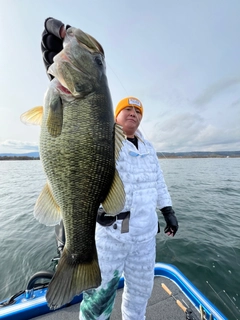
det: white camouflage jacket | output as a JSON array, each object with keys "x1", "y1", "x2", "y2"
[{"x1": 97, "y1": 129, "x2": 172, "y2": 243}]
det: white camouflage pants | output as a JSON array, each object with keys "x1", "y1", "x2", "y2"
[{"x1": 79, "y1": 226, "x2": 156, "y2": 320}]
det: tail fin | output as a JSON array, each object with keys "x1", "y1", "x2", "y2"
[{"x1": 46, "y1": 247, "x2": 101, "y2": 310}]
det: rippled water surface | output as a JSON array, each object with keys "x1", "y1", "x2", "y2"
[{"x1": 0, "y1": 158, "x2": 239, "y2": 319}]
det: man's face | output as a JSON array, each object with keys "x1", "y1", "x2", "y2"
[{"x1": 115, "y1": 106, "x2": 142, "y2": 135}]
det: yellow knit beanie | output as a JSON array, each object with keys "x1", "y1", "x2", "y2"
[{"x1": 114, "y1": 97, "x2": 144, "y2": 118}]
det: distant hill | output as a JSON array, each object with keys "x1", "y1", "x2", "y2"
[
  {"x1": 157, "y1": 151, "x2": 240, "y2": 158},
  {"x1": 0, "y1": 151, "x2": 240, "y2": 160},
  {"x1": 0, "y1": 152, "x2": 40, "y2": 160}
]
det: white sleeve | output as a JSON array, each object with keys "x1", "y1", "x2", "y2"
[{"x1": 156, "y1": 162, "x2": 172, "y2": 209}]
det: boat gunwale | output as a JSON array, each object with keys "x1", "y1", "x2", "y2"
[
  {"x1": 0, "y1": 263, "x2": 227, "y2": 320},
  {"x1": 154, "y1": 262, "x2": 227, "y2": 320}
]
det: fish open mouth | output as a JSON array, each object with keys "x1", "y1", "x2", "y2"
[{"x1": 57, "y1": 83, "x2": 72, "y2": 95}]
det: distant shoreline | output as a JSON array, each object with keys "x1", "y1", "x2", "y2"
[
  {"x1": 0, "y1": 156, "x2": 40, "y2": 161},
  {"x1": 0, "y1": 151, "x2": 240, "y2": 160},
  {"x1": 0, "y1": 155, "x2": 239, "y2": 161},
  {"x1": 158, "y1": 155, "x2": 240, "y2": 159},
  {"x1": 157, "y1": 151, "x2": 240, "y2": 159}
]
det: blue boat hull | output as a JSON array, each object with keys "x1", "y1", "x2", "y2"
[{"x1": 0, "y1": 263, "x2": 227, "y2": 320}]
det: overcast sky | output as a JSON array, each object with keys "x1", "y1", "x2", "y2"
[{"x1": 0, "y1": 0, "x2": 240, "y2": 154}]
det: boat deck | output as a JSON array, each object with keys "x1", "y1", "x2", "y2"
[{"x1": 32, "y1": 276, "x2": 200, "y2": 320}]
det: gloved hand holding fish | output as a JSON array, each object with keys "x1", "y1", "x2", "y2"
[{"x1": 21, "y1": 26, "x2": 125, "y2": 310}]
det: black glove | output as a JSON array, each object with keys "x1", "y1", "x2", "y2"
[
  {"x1": 161, "y1": 206, "x2": 178, "y2": 237},
  {"x1": 41, "y1": 17, "x2": 71, "y2": 80}
]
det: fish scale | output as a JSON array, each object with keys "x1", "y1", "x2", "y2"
[{"x1": 41, "y1": 91, "x2": 114, "y2": 307}]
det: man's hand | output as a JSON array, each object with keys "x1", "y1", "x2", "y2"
[
  {"x1": 161, "y1": 206, "x2": 178, "y2": 237},
  {"x1": 41, "y1": 17, "x2": 70, "y2": 80}
]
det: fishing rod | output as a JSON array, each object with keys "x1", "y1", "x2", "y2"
[
  {"x1": 161, "y1": 282, "x2": 208, "y2": 320},
  {"x1": 206, "y1": 280, "x2": 240, "y2": 320}
]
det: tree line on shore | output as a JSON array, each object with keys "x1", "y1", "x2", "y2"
[
  {"x1": 0, "y1": 156, "x2": 40, "y2": 161},
  {"x1": 0, "y1": 151, "x2": 239, "y2": 160},
  {"x1": 157, "y1": 151, "x2": 240, "y2": 158}
]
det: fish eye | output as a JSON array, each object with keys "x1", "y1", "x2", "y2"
[{"x1": 95, "y1": 57, "x2": 103, "y2": 65}]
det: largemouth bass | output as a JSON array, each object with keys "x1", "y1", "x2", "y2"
[{"x1": 21, "y1": 27, "x2": 125, "y2": 310}]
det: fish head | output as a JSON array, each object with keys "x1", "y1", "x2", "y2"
[{"x1": 48, "y1": 27, "x2": 106, "y2": 97}]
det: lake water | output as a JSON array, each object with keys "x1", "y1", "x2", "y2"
[{"x1": 0, "y1": 158, "x2": 239, "y2": 319}]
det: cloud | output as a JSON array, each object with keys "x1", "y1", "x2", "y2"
[
  {"x1": 148, "y1": 113, "x2": 240, "y2": 152},
  {"x1": 230, "y1": 98, "x2": 240, "y2": 108},
  {"x1": 194, "y1": 77, "x2": 240, "y2": 107},
  {"x1": 0, "y1": 140, "x2": 39, "y2": 152}
]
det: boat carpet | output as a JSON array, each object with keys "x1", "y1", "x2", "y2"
[{"x1": 32, "y1": 276, "x2": 199, "y2": 320}]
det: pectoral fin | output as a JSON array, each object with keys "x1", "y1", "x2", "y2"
[
  {"x1": 102, "y1": 124, "x2": 126, "y2": 215},
  {"x1": 47, "y1": 94, "x2": 63, "y2": 137},
  {"x1": 20, "y1": 106, "x2": 43, "y2": 126},
  {"x1": 34, "y1": 183, "x2": 62, "y2": 226}
]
